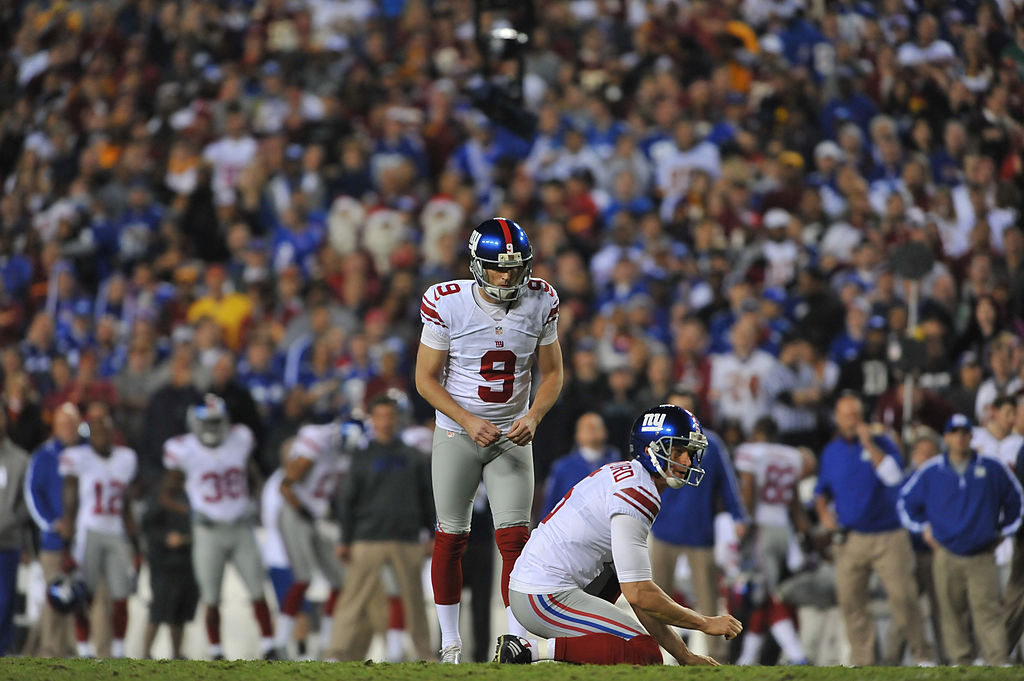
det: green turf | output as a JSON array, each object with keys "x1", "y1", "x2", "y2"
[{"x1": 2, "y1": 659, "x2": 1023, "y2": 681}]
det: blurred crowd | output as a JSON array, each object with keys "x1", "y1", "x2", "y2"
[{"x1": 2, "y1": 0, "x2": 1024, "y2": 666}]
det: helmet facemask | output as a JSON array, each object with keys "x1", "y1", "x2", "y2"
[
  {"x1": 470, "y1": 256, "x2": 532, "y2": 302},
  {"x1": 646, "y1": 432, "x2": 707, "y2": 488},
  {"x1": 188, "y1": 397, "x2": 230, "y2": 448}
]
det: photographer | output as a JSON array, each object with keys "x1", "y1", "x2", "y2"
[{"x1": 814, "y1": 393, "x2": 932, "y2": 666}]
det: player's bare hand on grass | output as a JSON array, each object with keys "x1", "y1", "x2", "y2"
[
  {"x1": 463, "y1": 415, "x2": 502, "y2": 447},
  {"x1": 505, "y1": 416, "x2": 538, "y2": 445},
  {"x1": 703, "y1": 614, "x2": 743, "y2": 640},
  {"x1": 683, "y1": 652, "x2": 720, "y2": 666}
]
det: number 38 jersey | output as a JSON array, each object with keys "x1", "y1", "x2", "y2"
[
  {"x1": 419, "y1": 278, "x2": 559, "y2": 433},
  {"x1": 59, "y1": 445, "x2": 138, "y2": 537},
  {"x1": 163, "y1": 425, "x2": 254, "y2": 523},
  {"x1": 734, "y1": 442, "x2": 803, "y2": 528}
]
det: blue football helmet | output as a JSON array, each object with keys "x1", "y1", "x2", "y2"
[
  {"x1": 47, "y1": 574, "x2": 89, "y2": 614},
  {"x1": 187, "y1": 394, "x2": 230, "y2": 447},
  {"x1": 469, "y1": 217, "x2": 533, "y2": 301},
  {"x1": 629, "y1": 405, "x2": 708, "y2": 488}
]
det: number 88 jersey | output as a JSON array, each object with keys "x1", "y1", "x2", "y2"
[{"x1": 420, "y1": 277, "x2": 559, "y2": 433}]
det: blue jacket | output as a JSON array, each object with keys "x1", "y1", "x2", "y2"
[
  {"x1": 651, "y1": 431, "x2": 747, "y2": 547},
  {"x1": 815, "y1": 434, "x2": 905, "y2": 533},
  {"x1": 25, "y1": 439, "x2": 68, "y2": 552},
  {"x1": 899, "y1": 452, "x2": 1024, "y2": 556},
  {"x1": 541, "y1": 447, "x2": 620, "y2": 518}
]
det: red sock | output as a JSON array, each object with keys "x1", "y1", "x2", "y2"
[
  {"x1": 431, "y1": 531, "x2": 469, "y2": 605},
  {"x1": 554, "y1": 633, "x2": 662, "y2": 665},
  {"x1": 748, "y1": 605, "x2": 768, "y2": 634},
  {"x1": 388, "y1": 596, "x2": 405, "y2": 630},
  {"x1": 324, "y1": 588, "x2": 340, "y2": 617},
  {"x1": 768, "y1": 597, "x2": 795, "y2": 626},
  {"x1": 281, "y1": 582, "x2": 309, "y2": 617},
  {"x1": 74, "y1": 611, "x2": 90, "y2": 643},
  {"x1": 495, "y1": 526, "x2": 529, "y2": 608},
  {"x1": 112, "y1": 599, "x2": 128, "y2": 639},
  {"x1": 206, "y1": 605, "x2": 221, "y2": 645},
  {"x1": 252, "y1": 599, "x2": 274, "y2": 637}
]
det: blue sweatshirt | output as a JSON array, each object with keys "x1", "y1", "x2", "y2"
[
  {"x1": 898, "y1": 451, "x2": 1024, "y2": 556},
  {"x1": 24, "y1": 439, "x2": 68, "y2": 552},
  {"x1": 815, "y1": 434, "x2": 904, "y2": 533},
  {"x1": 651, "y1": 431, "x2": 747, "y2": 547},
  {"x1": 541, "y1": 447, "x2": 620, "y2": 518}
]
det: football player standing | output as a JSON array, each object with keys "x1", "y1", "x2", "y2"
[
  {"x1": 58, "y1": 403, "x2": 139, "y2": 659},
  {"x1": 160, "y1": 394, "x2": 276, "y2": 659},
  {"x1": 415, "y1": 218, "x2": 563, "y2": 663}
]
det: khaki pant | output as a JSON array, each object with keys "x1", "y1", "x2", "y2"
[
  {"x1": 1005, "y1": 535, "x2": 1024, "y2": 654},
  {"x1": 933, "y1": 546, "x2": 1006, "y2": 665},
  {"x1": 28, "y1": 551, "x2": 75, "y2": 657},
  {"x1": 834, "y1": 529, "x2": 930, "y2": 665},
  {"x1": 326, "y1": 541, "x2": 432, "y2": 661},
  {"x1": 649, "y1": 538, "x2": 725, "y2": 660}
]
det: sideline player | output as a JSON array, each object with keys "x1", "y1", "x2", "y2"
[
  {"x1": 160, "y1": 394, "x2": 276, "y2": 659},
  {"x1": 495, "y1": 404, "x2": 742, "y2": 665},
  {"x1": 415, "y1": 218, "x2": 563, "y2": 663},
  {"x1": 58, "y1": 403, "x2": 139, "y2": 659},
  {"x1": 275, "y1": 417, "x2": 354, "y2": 654},
  {"x1": 733, "y1": 416, "x2": 814, "y2": 665}
]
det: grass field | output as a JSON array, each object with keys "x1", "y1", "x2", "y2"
[{"x1": 3, "y1": 659, "x2": 1023, "y2": 681}]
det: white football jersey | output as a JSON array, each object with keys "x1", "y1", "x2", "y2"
[
  {"x1": 419, "y1": 278, "x2": 559, "y2": 433},
  {"x1": 510, "y1": 459, "x2": 660, "y2": 593},
  {"x1": 710, "y1": 350, "x2": 778, "y2": 435},
  {"x1": 163, "y1": 425, "x2": 254, "y2": 523},
  {"x1": 59, "y1": 445, "x2": 137, "y2": 537},
  {"x1": 288, "y1": 423, "x2": 350, "y2": 519},
  {"x1": 971, "y1": 427, "x2": 1023, "y2": 471},
  {"x1": 734, "y1": 442, "x2": 804, "y2": 528},
  {"x1": 202, "y1": 136, "x2": 258, "y2": 205}
]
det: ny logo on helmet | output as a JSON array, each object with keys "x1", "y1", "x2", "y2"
[{"x1": 641, "y1": 412, "x2": 666, "y2": 431}]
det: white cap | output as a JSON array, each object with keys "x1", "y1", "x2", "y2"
[
  {"x1": 763, "y1": 208, "x2": 791, "y2": 230},
  {"x1": 815, "y1": 140, "x2": 845, "y2": 162}
]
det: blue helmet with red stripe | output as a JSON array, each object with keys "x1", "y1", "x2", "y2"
[
  {"x1": 629, "y1": 404, "x2": 707, "y2": 488},
  {"x1": 469, "y1": 217, "x2": 533, "y2": 302}
]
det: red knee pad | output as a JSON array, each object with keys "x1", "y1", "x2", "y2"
[
  {"x1": 431, "y1": 531, "x2": 469, "y2": 605},
  {"x1": 625, "y1": 635, "x2": 663, "y2": 665},
  {"x1": 495, "y1": 526, "x2": 530, "y2": 608},
  {"x1": 554, "y1": 633, "x2": 662, "y2": 665}
]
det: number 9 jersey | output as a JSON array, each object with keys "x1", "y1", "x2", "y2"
[{"x1": 419, "y1": 277, "x2": 559, "y2": 433}]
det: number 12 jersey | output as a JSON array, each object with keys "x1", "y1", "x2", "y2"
[{"x1": 420, "y1": 278, "x2": 559, "y2": 433}]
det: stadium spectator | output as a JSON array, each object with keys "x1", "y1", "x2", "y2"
[
  {"x1": 24, "y1": 402, "x2": 80, "y2": 658},
  {"x1": 814, "y1": 394, "x2": 932, "y2": 666},
  {"x1": 328, "y1": 395, "x2": 433, "y2": 662},
  {"x1": 899, "y1": 413, "x2": 1023, "y2": 666},
  {"x1": 0, "y1": 406, "x2": 28, "y2": 656},
  {"x1": 541, "y1": 412, "x2": 619, "y2": 519}
]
